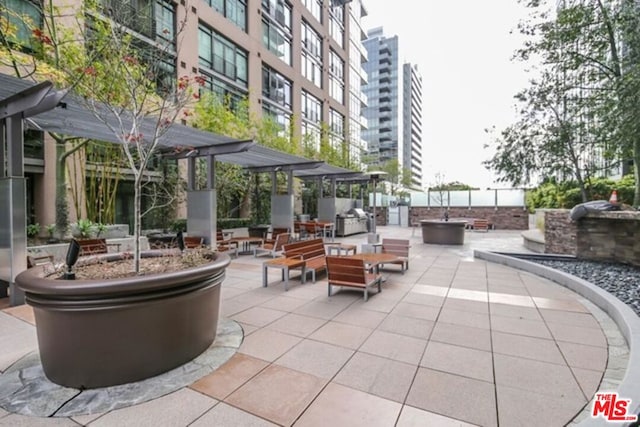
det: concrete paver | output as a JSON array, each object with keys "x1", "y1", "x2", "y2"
[{"x1": 0, "y1": 226, "x2": 625, "y2": 426}]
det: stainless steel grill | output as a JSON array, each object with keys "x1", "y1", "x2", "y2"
[{"x1": 336, "y1": 208, "x2": 368, "y2": 236}]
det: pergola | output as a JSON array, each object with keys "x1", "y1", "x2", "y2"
[{"x1": 0, "y1": 73, "x2": 367, "y2": 305}]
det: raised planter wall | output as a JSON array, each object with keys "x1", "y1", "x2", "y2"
[
  {"x1": 544, "y1": 209, "x2": 640, "y2": 267},
  {"x1": 408, "y1": 207, "x2": 529, "y2": 230}
]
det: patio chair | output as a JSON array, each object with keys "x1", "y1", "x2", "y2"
[
  {"x1": 254, "y1": 232, "x2": 291, "y2": 258},
  {"x1": 326, "y1": 256, "x2": 382, "y2": 301},
  {"x1": 183, "y1": 236, "x2": 204, "y2": 249},
  {"x1": 380, "y1": 238, "x2": 410, "y2": 274},
  {"x1": 216, "y1": 231, "x2": 239, "y2": 257}
]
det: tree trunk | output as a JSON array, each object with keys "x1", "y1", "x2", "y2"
[
  {"x1": 133, "y1": 176, "x2": 142, "y2": 273},
  {"x1": 634, "y1": 138, "x2": 640, "y2": 208}
]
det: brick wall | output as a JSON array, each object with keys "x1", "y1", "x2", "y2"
[
  {"x1": 544, "y1": 210, "x2": 577, "y2": 255},
  {"x1": 407, "y1": 207, "x2": 529, "y2": 230},
  {"x1": 544, "y1": 209, "x2": 640, "y2": 267}
]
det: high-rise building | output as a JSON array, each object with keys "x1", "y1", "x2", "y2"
[
  {"x1": 362, "y1": 26, "x2": 423, "y2": 187},
  {"x1": 2, "y1": 0, "x2": 369, "y2": 227}
]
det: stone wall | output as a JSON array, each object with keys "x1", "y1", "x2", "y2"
[
  {"x1": 544, "y1": 209, "x2": 640, "y2": 267},
  {"x1": 544, "y1": 210, "x2": 577, "y2": 255},
  {"x1": 407, "y1": 207, "x2": 529, "y2": 230}
]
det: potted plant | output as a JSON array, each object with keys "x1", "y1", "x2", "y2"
[
  {"x1": 45, "y1": 224, "x2": 58, "y2": 244},
  {"x1": 16, "y1": 1, "x2": 231, "y2": 389}
]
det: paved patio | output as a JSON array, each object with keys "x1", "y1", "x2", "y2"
[{"x1": 0, "y1": 227, "x2": 623, "y2": 426}]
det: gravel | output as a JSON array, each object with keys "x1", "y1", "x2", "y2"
[{"x1": 528, "y1": 258, "x2": 640, "y2": 317}]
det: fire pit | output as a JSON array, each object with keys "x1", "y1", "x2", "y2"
[{"x1": 420, "y1": 219, "x2": 467, "y2": 245}]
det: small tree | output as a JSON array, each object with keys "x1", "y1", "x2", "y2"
[{"x1": 66, "y1": 2, "x2": 199, "y2": 272}]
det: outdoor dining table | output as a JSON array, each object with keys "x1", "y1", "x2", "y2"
[
  {"x1": 228, "y1": 236, "x2": 264, "y2": 255},
  {"x1": 345, "y1": 252, "x2": 400, "y2": 277}
]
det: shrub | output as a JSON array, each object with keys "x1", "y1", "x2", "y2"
[
  {"x1": 169, "y1": 218, "x2": 187, "y2": 233},
  {"x1": 27, "y1": 223, "x2": 41, "y2": 238}
]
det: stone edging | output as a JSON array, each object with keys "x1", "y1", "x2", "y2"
[{"x1": 474, "y1": 250, "x2": 640, "y2": 426}]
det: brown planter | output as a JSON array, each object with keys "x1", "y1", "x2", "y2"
[
  {"x1": 420, "y1": 220, "x2": 467, "y2": 245},
  {"x1": 16, "y1": 252, "x2": 231, "y2": 389}
]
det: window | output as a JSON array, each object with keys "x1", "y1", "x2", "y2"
[
  {"x1": 199, "y1": 25, "x2": 248, "y2": 85},
  {"x1": 329, "y1": 50, "x2": 344, "y2": 104},
  {"x1": 301, "y1": 21, "x2": 321, "y2": 59},
  {"x1": 302, "y1": 90, "x2": 322, "y2": 123},
  {"x1": 262, "y1": 65, "x2": 291, "y2": 109},
  {"x1": 329, "y1": 109, "x2": 344, "y2": 149},
  {"x1": 261, "y1": 0, "x2": 291, "y2": 30},
  {"x1": 2, "y1": 0, "x2": 43, "y2": 50},
  {"x1": 329, "y1": 5, "x2": 344, "y2": 48},
  {"x1": 199, "y1": 72, "x2": 247, "y2": 112},
  {"x1": 301, "y1": 52, "x2": 322, "y2": 88},
  {"x1": 262, "y1": 19, "x2": 291, "y2": 65},
  {"x1": 301, "y1": 0, "x2": 322, "y2": 23},
  {"x1": 206, "y1": 0, "x2": 246, "y2": 31},
  {"x1": 262, "y1": 103, "x2": 291, "y2": 135},
  {"x1": 154, "y1": 0, "x2": 174, "y2": 42}
]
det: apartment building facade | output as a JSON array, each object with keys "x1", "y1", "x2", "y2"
[
  {"x1": 2, "y1": 0, "x2": 370, "y2": 228},
  {"x1": 362, "y1": 26, "x2": 423, "y2": 187}
]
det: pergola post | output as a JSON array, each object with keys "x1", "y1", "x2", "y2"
[{"x1": 0, "y1": 82, "x2": 59, "y2": 306}]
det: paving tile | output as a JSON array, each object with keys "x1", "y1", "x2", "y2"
[
  {"x1": 238, "y1": 328, "x2": 302, "y2": 362},
  {"x1": 230, "y1": 306, "x2": 287, "y2": 327},
  {"x1": 391, "y1": 302, "x2": 440, "y2": 321},
  {"x1": 532, "y1": 297, "x2": 589, "y2": 313},
  {"x1": 359, "y1": 330, "x2": 427, "y2": 365},
  {"x1": 538, "y1": 309, "x2": 601, "y2": 329},
  {"x1": 350, "y1": 295, "x2": 399, "y2": 313},
  {"x1": 447, "y1": 288, "x2": 488, "y2": 303},
  {"x1": 294, "y1": 382, "x2": 402, "y2": 427},
  {"x1": 190, "y1": 353, "x2": 268, "y2": 400},
  {"x1": 493, "y1": 354, "x2": 584, "y2": 398},
  {"x1": 420, "y1": 341, "x2": 494, "y2": 383},
  {"x1": 441, "y1": 298, "x2": 489, "y2": 314},
  {"x1": 238, "y1": 322, "x2": 259, "y2": 336},
  {"x1": 275, "y1": 339, "x2": 354, "y2": 379},
  {"x1": 87, "y1": 388, "x2": 216, "y2": 427},
  {"x1": 411, "y1": 284, "x2": 449, "y2": 297},
  {"x1": 430, "y1": 322, "x2": 492, "y2": 351},
  {"x1": 332, "y1": 307, "x2": 387, "y2": 329},
  {"x1": 225, "y1": 365, "x2": 325, "y2": 426},
  {"x1": 438, "y1": 308, "x2": 490, "y2": 329},
  {"x1": 492, "y1": 331, "x2": 565, "y2": 365},
  {"x1": 406, "y1": 368, "x2": 497, "y2": 427},
  {"x1": 556, "y1": 341, "x2": 608, "y2": 371},
  {"x1": 259, "y1": 295, "x2": 310, "y2": 312},
  {"x1": 489, "y1": 302, "x2": 542, "y2": 320},
  {"x1": 572, "y1": 367, "x2": 604, "y2": 398},
  {"x1": 378, "y1": 314, "x2": 434, "y2": 339},
  {"x1": 0, "y1": 312, "x2": 37, "y2": 372},
  {"x1": 496, "y1": 384, "x2": 587, "y2": 427},
  {"x1": 2, "y1": 305, "x2": 35, "y2": 325},
  {"x1": 333, "y1": 352, "x2": 416, "y2": 403},
  {"x1": 488, "y1": 292, "x2": 535, "y2": 307},
  {"x1": 264, "y1": 313, "x2": 327, "y2": 337},
  {"x1": 401, "y1": 292, "x2": 445, "y2": 308},
  {"x1": 396, "y1": 405, "x2": 479, "y2": 427},
  {"x1": 293, "y1": 300, "x2": 349, "y2": 320},
  {"x1": 546, "y1": 321, "x2": 607, "y2": 347},
  {"x1": 308, "y1": 321, "x2": 373, "y2": 350},
  {"x1": 490, "y1": 315, "x2": 552, "y2": 339},
  {"x1": 487, "y1": 285, "x2": 530, "y2": 296},
  {"x1": 191, "y1": 402, "x2": 278, "y2": 427}
]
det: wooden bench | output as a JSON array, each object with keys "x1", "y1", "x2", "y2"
[
  {"x1": 77, "y1": 238, "x2": 121, "y2": 256},
  {"x1": 473, "y1": 219, "x2": 489, "y2": 232},
  {"x1": 326, "y1": 256, "x2": 382, "y2": 301},
  {"x1": 380, "y1": 238, "x2": 410, "y2": 274},
  {"x1": 282, "y1": 238, "x2": 326, "y2": 283}
]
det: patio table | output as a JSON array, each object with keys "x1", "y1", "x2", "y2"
[{"x1": 263, "y1": 257, "x2": 306, "y2": 291}]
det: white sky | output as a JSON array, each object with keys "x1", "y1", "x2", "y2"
[{"x1": 362, "y1": 0, "x2": 535, "y2": 189}]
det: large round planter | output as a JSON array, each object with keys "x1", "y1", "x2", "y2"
[
  {"x1": 420, "y1": 219, "x2": 467, "y2": 245},
  {"x1": 16, "y1": 251, "x2": 231, "y2": 389}
]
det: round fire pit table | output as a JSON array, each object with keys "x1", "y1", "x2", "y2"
[{"x1": 420, "y1": 219, "x2": 467, "y2": 245}]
